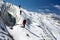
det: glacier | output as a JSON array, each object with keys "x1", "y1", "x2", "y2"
[{"x1": 0, "y1": 0, "x2": 60, "y2": 40}]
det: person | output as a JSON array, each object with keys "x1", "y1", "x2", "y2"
[
  {"x1": 21, "y1": 19, "x2": 26, "y2": 28},
  {"x1": 20, "y1": 10, "x2": 22, "y2": 15},
  {"x1": 19, "y1": 5, "x2": 21, "y2": 8}
]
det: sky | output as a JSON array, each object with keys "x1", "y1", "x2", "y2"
[{"x1": 4, "y1": 0, "x2": 60, "y2": 15}]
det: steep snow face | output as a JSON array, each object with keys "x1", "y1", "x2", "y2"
[{"x1": 0, "y1": 1, "x2": 60, "y2": 40}]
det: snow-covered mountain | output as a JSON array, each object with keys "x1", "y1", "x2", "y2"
[{"x1": 0, "y1": 1, "x2": 60, "y2": 40}]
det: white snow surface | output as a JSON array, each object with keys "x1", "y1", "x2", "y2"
[{"x1": 0, "y1": 1, "x2": 60, "y2": 40}]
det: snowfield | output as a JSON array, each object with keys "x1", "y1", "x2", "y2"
[{"x1": 0, "y1": 1, "x2": 60, "y2": 40}]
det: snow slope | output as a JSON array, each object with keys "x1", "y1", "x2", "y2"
[{"x1": 0, "y1": 1, "x2": 60, "y2": 40}]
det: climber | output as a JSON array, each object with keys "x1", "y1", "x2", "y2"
[
  {"x1": 19, "y1": 5, "x2": 21, "y2": 8},
  {"x1": 20, "y1": 10, "x2": 22, "y2": 15},
  {"x1": 21, "y1": 19, "x2": 26, "y2": 28}
]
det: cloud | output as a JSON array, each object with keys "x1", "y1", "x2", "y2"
[
  {"x1": 38, "y1": 9, "x2": 44, "y2": 12},
  {"x1": 45, "y1": 9, "x2": 50, "y2": 12},
  {"x1": 38, "y1": 9, "x2": 51, "y2": 12},
  {"x1": 54, "y1": 5, "x2": 60, "y2": 10}
]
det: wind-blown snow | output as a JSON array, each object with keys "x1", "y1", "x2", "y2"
[{"x1": 0, "y1": 1, "x2": 60, "y2": 40}]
